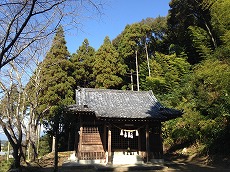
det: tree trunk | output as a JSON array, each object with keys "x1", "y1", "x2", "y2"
[
  {"x1": 52, "y1": 136, "x2": 55, "y2": 152},
  {"x1": 130, "y1": 70, "x2": 134, "y2": 91},
  {"x1": 30, "y1": 124, "x2": 38, "y2": 161},
  {"x1": 12, "y1": 146, "x2": 22, "y2": 171},
  {"x1": 54, "y1": 128, "x2": 59, "y2": 172},
  {"x1": 37, "y1": 124, "x2": 41, "y2": 155},
  {"x1": 135, "y1": 50, "x2": 140, "y2": 91},
  {"x1": 7, "y1": 141, "x2": 10, "y2": 162},
  {"x1": 145, "y1": 41, "x2": 151, "y2": 77},
  {"x1": 27, "y1": 142, "x2": 31, "y2": 161},
  {"x1": 1, "y1": 125, "x2": 22, "y2": 170},
  {"x1": 203, "y1": 19, "x2": 217, "y2": 48}
]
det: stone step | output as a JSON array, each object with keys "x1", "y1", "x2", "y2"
[{"x1": 112, "y1": 153, "x2": 144, "y2": 165}]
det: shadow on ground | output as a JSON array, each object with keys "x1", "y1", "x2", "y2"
[
  {"x1": 21, "y1": 152, "x2": 230, "y2": 172},
  {"x1": 22, "y1": 162, "x2": 230, "y2": 172},
  {"x1": 163, "y1": 153, "x2": 230, "y2": 172}
]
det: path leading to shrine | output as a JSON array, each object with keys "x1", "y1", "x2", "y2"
[{"x1": 21, "y1": 151, "x2": 230, "y2": 172}]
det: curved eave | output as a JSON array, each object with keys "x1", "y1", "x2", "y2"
[
  {"x1": 68, "y1": 105, "x2": 180, "y2": 122},
  {"x1": 159, "y1": 108, "x2": 183, "y2": 121}
]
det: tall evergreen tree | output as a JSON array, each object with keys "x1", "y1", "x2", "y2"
[
  {"x1": 140, "y1": 16, "x2": 168, "y2": 54},
  {"x1": 93, "y1": 36, "x2": 126, "y2": 89},
  {"x1": 37, "y1": 26, "x2": 75, "y2": 171},
  {"x1": 70, "y1": 39, "x2": 95, "y2": 88},
  {"x1": 38, "y1": 26, "x2": 75, "y2": 114},
  {"x1": 115, "y1": 23, "x2": 153, "y2": 90},
  {"x1": 117, "y1": 23, "x2": 152, "y2": 68}
]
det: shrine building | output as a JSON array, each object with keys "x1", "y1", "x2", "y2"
[{"x1": 68, "y1": 88, "x2": 182, "y2": 164}]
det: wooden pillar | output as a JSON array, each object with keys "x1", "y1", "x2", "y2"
[
  {"x1": 159, "y1": 122, "x2": 163, "y2": 158},
  {"x1": 67, "y1": 131, "x2": 71, "y2": 151},
  {"x1": 78, "y1": 122, "x2": 83, "y2": 159},
  {"x1": 108, "y1": 125, "x2": 112, "y2": 164},
  {"x1": 146, "y1": 124, "x2": 149, "y2": 162},
  {"x1": 74, "y1": 128, "x2": 78, "y2": 152},
  {"x1": 103, "y1": 124, "x2": 107, "y2": 151},
  {"x1": 138, "y1": 129, "x2": 141, "y2": 155}
]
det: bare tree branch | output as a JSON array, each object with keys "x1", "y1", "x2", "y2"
[{"x1": 0, "y1": 0, "x2": 104, "y2": 69}]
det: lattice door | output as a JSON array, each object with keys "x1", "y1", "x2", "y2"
[
  {"x1": 111, "y1": 127, "x2": 138, "y2": 150},
  {"x1": 79, "y1": 126, "x2": 105, "y2": 160}
]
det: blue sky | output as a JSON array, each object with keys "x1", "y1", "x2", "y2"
[{"x1": 65, "y1": 0, "x2": 171, "y2": 54}]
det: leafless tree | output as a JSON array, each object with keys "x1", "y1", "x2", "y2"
[
  {"x1": 0, "y1": 0, "x2": 104, "y2": 69},
  {"x1": 0, "y1": 60, "x2": 29, "y2": 169},
  {"x1": 0, "y1": 40, "x2": 50, "y2": 169},
  {"x1": 24, "y1": 42, "x2": 47, "y2": 162}
]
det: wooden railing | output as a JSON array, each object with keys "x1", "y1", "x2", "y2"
[{"x1": 79, "y1": 151, "x2": 105, "y2": 160}]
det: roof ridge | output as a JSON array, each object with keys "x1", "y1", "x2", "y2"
[{"x1": 80, "y1": 87, "x2": 150, "y2": 93}]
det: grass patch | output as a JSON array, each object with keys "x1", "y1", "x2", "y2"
[{"x1": 0, "y1": 157, "x2": 13, "y2": 172}]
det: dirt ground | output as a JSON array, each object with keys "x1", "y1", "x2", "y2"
[
  {"x1": 22, "y1": 162, "x2": 230, "y2": 172},
  {"x1": 20, "y1": 151, "x2": 230, "y2": 172}
]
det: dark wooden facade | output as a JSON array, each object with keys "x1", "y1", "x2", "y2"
[{"x1": 69, "y1": 88, "x2": 182, "y2": 164}]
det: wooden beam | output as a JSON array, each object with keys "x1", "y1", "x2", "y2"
[{"x1": 146, "y1": 124, "x2": 149, "y2": 162}]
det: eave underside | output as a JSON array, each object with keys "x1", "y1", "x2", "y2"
[{"x1": 69, "y1": 109, "x2": 179, "y2": 122}]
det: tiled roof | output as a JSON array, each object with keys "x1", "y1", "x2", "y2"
[{"x1": 68, "y1": 88, "x2": 182, "y2": 121}]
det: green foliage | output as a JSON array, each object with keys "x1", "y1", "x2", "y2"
[
  {"x1": 38, "y1": 134, "x2": 52, "y2": 157},
  {"x1": 192, "y1": 59, "x2": 230, "y2": 118},
  {"x1": 118, "y1": 23, "x2": 152, "y2": 59},
  {"x1": 113, "y1": 17, "x2": 169, "y2": 90},
  {"x1": 189, "y1": 26, "x2": 212, "y2": 58},
  {"x1": 38, "y1": 26, "x2": 75, "y2": 117},
  {"x1": 145, "y1": 76, "x2": 167, "y2": 93},
  {"x1": 116, "y1": 23, "x2": 153, "y2": 76},
  {"x1": 141, "y1": 16, "x2": 167, "y2": 39},
  {"x1": 208, "y1": 0, "x2": 230, "y2": 36},
  {"x1": 163, "y1": 58, "x2": 230, "y2": 153},
  {"x1": 70, "y1": 39, "x2": 96, "y2": 88},
  {"x1": 162, "y1": 0, "x2": 230, "y2": 157},
  {"x1": 208, "y1": 123, "x2": 230, "y2": 155},
  {"x1": 163, "y1": 107, "x2": 203, "y2": 146},
  {"x1": 167, "y1": 0, "x2": 214, "y2": 64},
  {"x1": 0, "y1": 159, "x2": 13, "y2": 172},
  {"x1": 141, "y1": 52, "x2": 190, "y2": 94},
  {"x1": 140, "y1": 16, "x2": 168, "y2": 53},
  {"x1": 93, "y1": 36, "x2": 126, "y2": 88}
]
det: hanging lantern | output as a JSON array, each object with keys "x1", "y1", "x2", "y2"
[
  {"x1": 136, "y1": 130, "x2": 139, "y2": 136},
  {"x1": 120, "y1": 129, "x2": 124, "y2": 136}
]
